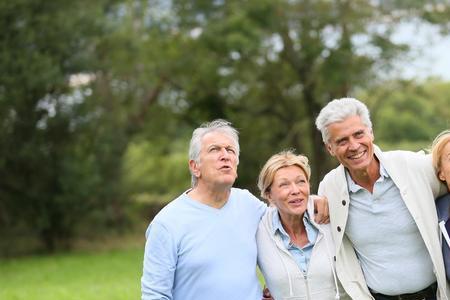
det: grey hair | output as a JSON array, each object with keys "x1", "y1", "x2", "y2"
[
  {"x1": 315, "y1": 97, "x2": 372, "y2": 143},
  {"x1": 188, "y1": 119, "x2": 240, "y2": 187}
]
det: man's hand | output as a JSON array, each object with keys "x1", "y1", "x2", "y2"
[
  {"x1": 311, "y1": 195, "x2": 330, "y2": 224},
  {"x1": 262, "y1": 286, "x2": 273, "y2": 300}
]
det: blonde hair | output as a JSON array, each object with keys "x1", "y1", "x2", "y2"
[
  {"x1": 257, "y1": 150, "x2": 311, "y2": 200},
  {"x1": 431, "y1": 130, "x2": 450, "y2": 176}
]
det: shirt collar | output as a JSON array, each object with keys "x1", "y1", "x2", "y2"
[
  {"x1": 271, "y1": 210, "x2": 315, "y2": 236},
  {"x1": 345, "y1": 162, "x2": 390, "y2": 193}
]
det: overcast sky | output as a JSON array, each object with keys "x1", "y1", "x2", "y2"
[{"x1": 393, "y1": 22, "x2": 450, "y2": 80}]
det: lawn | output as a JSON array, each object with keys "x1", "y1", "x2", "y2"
[{"x1": 0, "y1": 247, "x2": 144, "y2": 300}]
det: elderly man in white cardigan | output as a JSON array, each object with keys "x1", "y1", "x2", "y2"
[{"x1": 315, "y1": 98, "x2": 449, "y2": 300}]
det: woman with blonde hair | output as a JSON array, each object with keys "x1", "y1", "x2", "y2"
[
  {"x1": 256, "y1": 150, "x2": 350, "y2": 300},
  {"x1": 431, "y1": 129, "x2": 450, "y2": 281}
]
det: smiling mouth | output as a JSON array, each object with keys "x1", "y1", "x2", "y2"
[
  {"x1": 288, "y1": 199, "x2": 304, "y2": 205},
  {"x1": 348, "y1": 150, "x2": 365, "y2": 160}
]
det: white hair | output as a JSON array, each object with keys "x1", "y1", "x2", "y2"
[
  {"x1": 188, "y1": 119, "x2": 240, "y2": 187},
  {"x1": 315, "y1": 97, "x2": 372, "y2": 143}
]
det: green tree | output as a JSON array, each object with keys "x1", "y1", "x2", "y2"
[
  {"x1": 362, "y1": 79, "x2": 450, "y2": 150},
  {"x1": 2, "y1": 0, "x2": 449, "y2": 254},
  {"x1": 143, "y1": 0, "x2": 450, "y2": 189},
  {"x1": 0, "y1": 0, "x2": 122, "y2": 252}
]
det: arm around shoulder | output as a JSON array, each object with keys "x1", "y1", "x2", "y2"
[{"x1": 413, "y1": 152, "x2": 447, "y2": 198}]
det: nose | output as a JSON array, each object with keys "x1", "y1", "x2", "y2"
[
  {"x1": 348, "y1": 138, "x2": 359, "y2": 150},
  {"x1": 220, "y1": 148, "x2": 231, "y2": 160},
  {"x1": 290, "y1": 182, "x2": 300, "y2": 194}
]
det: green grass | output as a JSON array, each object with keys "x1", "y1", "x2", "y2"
[{"x1": 0, "y1": 247, "x2": 143, "y2": 300}]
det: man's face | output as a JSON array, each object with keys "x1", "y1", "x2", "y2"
[
  {"x1": 326, "y1": 115, "x2": 375, "y2": 173},
  {"x1": 190, "y1": 131, "x2": 238, "y2": 188}
]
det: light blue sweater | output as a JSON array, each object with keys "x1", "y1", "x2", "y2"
[{"x1": 141, "y1": 188, "x2": 267, "y2": 300}]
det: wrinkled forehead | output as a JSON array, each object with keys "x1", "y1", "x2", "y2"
[
  {"x1": 201, "y1": 131, "x2": 237, "y2": 149},
  {"x1": 327, "y1": 116, "x2": 371, "y2": 142},
  {"x1": 273, "y1": 165, "x2": 308, "y2": 182}
]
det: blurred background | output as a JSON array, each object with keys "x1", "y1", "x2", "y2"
[{"x1": 0, "y1": 0, "x2": 449, "y2": 297}]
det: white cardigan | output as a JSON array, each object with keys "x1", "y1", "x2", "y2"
[
  {"x1": 318, "y1": 145, "x2": 449, "y2": 300},
  {"x1": 257, "y1": 204, "x2": 350, "y2": 300}
]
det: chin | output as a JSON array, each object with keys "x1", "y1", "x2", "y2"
[
  {"x1": 291, "y1": 208, "x2": 306, "y2": 216},
  {"x1": 221, "y1": 177, "x2": 237, "y2": 186},
  {"x1": 347, "y1": 160, "x2": 370, "y2": 170}
]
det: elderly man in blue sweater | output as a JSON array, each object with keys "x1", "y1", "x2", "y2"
[{"x1": 141, "y1": 119, "x2": 276, "y2": 300}]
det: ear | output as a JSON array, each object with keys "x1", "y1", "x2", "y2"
[
  {"x1": 265, "y1": 190, "x2": 274, "y2": 204},
  {"x1": 438, "y1": 170, "x2": 446, "y2": 182},
  {"x1": 326, "y1": 143, "x2": 335, "y2": 156},
  {"x1": 369, "y1": 128, "x2": 375, "y2": 142},
  {"x1": 189, "y1": 159, "x2": 201, "y2": 178}
]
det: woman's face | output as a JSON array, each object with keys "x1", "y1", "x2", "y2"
[
  {"x1": 268, "y1": 165, "x2": 310, "y2": 218},
  {"x1": 438, "y1": 140, "x2": 450, "y2": 190}
]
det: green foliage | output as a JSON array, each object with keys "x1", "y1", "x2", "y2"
[
  {"x1": 361, "y1": 79, "x2": 450, "y2": 150},
  {"x1": 1, "y1": 0, "x2": 450, "y2": 255},
  {"x1": 123, "y1": 139, "x2": 191, "y2": 205},
  {"x1": 0, "y1": 0, "x2": 125, "y2": 252},
  {"x1": 0, "y1": 248, "x2": 142, "y2": 300},
  {"x1": 157, "y1": 0, "x2": 446, "y2": 187}
]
